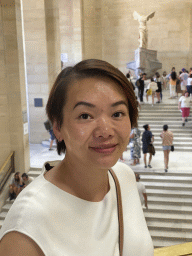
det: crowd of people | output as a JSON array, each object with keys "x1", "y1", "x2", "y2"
[
  {"x1": 126, "y1": 123, "x2": 173, "y2": 173},
  {"x1": 130, "y1": 67, "x2": 192, "y2": 110}
]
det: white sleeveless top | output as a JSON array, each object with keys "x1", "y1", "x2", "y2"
[{"x1": 0, "y1": 162, "x2": 154, "y2": 256}]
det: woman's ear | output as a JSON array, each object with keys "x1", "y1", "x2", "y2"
[{"x1": 53, "y1": 120, "x2": 62, "y2": 142}]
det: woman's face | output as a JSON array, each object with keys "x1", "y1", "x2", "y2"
[
  {"x1": 185, "y1": 92, "x2": 189, "y2": 97},
  {"x1": 55, "y1": 77, "x2": 131, "y2": 169}
]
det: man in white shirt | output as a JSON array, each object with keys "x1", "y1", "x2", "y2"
[
  {"x1": 22, "y1": 173, "x2": 34, "y2": 187},
  {"x1": 135, "y1": 173, "x2": 148, "y2": 208}
]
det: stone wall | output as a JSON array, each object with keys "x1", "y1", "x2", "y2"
[
  {"x1": 59, "y1": 0, "x2": 82, "y2": 66},
  {"x1": 0, "y1": 0, "x2": 29, "y2": 172},
  {"x1": 82, "y1": 0, "x2": 192, "y2": 75},
  {"x1": 23, "y1": 0, "x2": 50, "y2": 143}
]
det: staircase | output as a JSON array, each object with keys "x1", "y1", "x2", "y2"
[
  {"x1": 0, "y1": 168, "x2": 41, "y2": 229},
  {"x1": 136, "y1": 102, "x2": 192, "y2": 248},
  {"x1": 138, "y1": 103, "x2": 192, "y2": 151},
  {"x1": 0, "y1": 166, "x2": 192, "y2": 249},
  {"x1": 138, "y1": 171, "x2": 192, "y2": 248}
]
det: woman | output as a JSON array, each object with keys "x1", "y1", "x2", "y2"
[
  {"x1": 154, "y1": 72, "x2": 162, "y2": 103},
  {"x1": 142, "y1": 124, "x2": 154, "y2": 168},
  {"x1": 160, "y1": 125, "x2": 173, "y2": 172},
  {"x1": 180, "y1": 68, "x2": 189, "y2": 95},
  {"x1": 169, "y1": 71, "x2": 177, "y2": 99},
  {"x1": 176, "y1": 71, "x2": 182, "y2": 98},
  {"x1": 129, "y1": 127, "x2": 141, "y2": 165},
  {"x1": 9, "y1": 172, "x2": 24, "y2": 200},
  {"x1": 178, "y1": 91, "x2": 191, "y2": 126},
  {"x1": 187, "y1": 73, "x2": 192, "y2": 98},
  {"x1": 0, "y1": 59, "x2": 153, "y2": 256},
  {"x1": 161, "y1": 71, "x2": 168, "y2": 90},
  {"x1": 146, "y1": 78, "x2": 158, "y2": 106}
]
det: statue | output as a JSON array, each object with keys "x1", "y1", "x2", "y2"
[{"x1": 133, "y1": 11, "x2": 155, "y2": 49}]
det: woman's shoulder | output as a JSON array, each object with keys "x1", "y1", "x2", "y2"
[{"x1": 112, "y1": 162, "x2": 135, "y2": 180}]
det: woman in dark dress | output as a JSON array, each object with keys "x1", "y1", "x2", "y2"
[
  {"x1": 155, "y1": 72, "x2": 162, "y2": 103},
  {"x1": 142, "y1": 124, "x2": 154, "y2": 168}
]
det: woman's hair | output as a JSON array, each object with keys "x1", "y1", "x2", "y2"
[
  {"x1": 163, "y1": 124, "x2": 168, "y2": 131},
  {"x1": 190, "y1": 74, "x2": 192, "y2": 78},
  {"x1": 143, "y1": 124, "x2": 149, "y2": 131},
  {"x1": 46, "y1": 59, "x2": 138, "y2": 155},
  {"x1": 150, "y1": 77, "x2": 154, "y2": 82},
  {"x1": 126, "y1": 73, "x2": 130, "y2": 78},
  {"x1": 155, "y1": 72, "x2": 160, "y2": 78},
  {"x1": 171, "y1": 71, "x2": 177, "y2": 81}
]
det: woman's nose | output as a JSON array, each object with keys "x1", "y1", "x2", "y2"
[{"x1": 93, "y1": 117, "x2": 114, "y2": 138}]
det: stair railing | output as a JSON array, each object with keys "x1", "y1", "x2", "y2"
[
  {"x1": 0, "y1": 152, "x2": 15, "y2": 193},
  {"x1": 154, "y1": 241, "x2": 192, "y2": 256}
]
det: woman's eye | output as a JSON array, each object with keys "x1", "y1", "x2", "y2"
[
  {"x1": 113, "y1": 112, "x2": 124, "y2": 118},
  {"x1": 79, "y1": 114, "x2": 91, "y2": 120}
]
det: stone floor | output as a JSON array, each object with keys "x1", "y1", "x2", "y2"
[{"x1": 30, "y1": 144, "x2": 192, "y2": 173}]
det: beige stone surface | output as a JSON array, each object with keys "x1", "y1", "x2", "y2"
[{"x1": 0, "y1": 1, "x2": 30, "y2": 173}]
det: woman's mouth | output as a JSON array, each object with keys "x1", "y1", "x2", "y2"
[{"x1": 90, "y1": 144, "x2": 117, "y2": 154}]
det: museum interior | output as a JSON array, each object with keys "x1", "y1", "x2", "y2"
[{"x1": 0, "y1": 0, "x2": 192, "y2": 254}]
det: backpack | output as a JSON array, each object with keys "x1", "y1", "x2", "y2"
[{"x1": 44, "y1": 120, "x2": 51, "y2": 131}]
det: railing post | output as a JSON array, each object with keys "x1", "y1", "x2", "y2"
[{"x1": 11, "y1": 151, "x2": 15, "y2": 174}]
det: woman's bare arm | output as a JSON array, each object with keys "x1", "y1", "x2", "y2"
[{"x1": 0, "y1": 232, "x2": 45, "y2": 256}]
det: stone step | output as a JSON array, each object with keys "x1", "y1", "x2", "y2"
[
  {"x1": 139, "y1": 112, "x2": 183, "y2": 116},
  {"x1": 150, "y1": 132, "x2": 192, "y2": 137},
  {"x1": 0, "y1": 211, "x2": 7, "y2": 220},
  {"x1": 2, "y1": 204, "x2": 12, "y2": 213},
  {"x1": 28, "y1": 170, "x2": 42, "y2": 177},
  {"x1": 146, "y1": 141, "x2": 192, "y2": 146},
  {"x1": 0, "y1": 219, "x2": 4, "y2": 229},
  {"x1": 152, "y1": 137, "x2": 192, "y2": 142},
  {"x1": 149, "y1": 230, "x2": 192, "y2": 241},
  {"x1": 144, "y1": 204, "x2": 192, "y2": 214},
  {"x1": 147, "y1": 191, "x2": 192, "y2": 198},
  {"x1": 148, "y1": 196, "x2": 192, "y2": 204},
  {"x1": 136, "y1": 171, "x2": 192, "y2": 177},
  {"x1": 5, "y1": 199, "x2": 15, "y2": 205},
  {"x1": 144, "y1": 211, "x2": 192, "y2": 221},
  {"x1": 138, "y1": 127, "x2": 192, "y2": 133},
  {"x1": 138, "y1": 121, "x2": 192, "y2": 126},
  {"x1": 145, "y1": 182, "x2": 192, "y2": 191},
  {"x1": 152, "y1": 239, "x2": 186, "y2": 248},
  {"x1": 139, "y1": 116, "x2": 185, "y2": 121},
  {"x1": 141, "y1": 176, "x2": 192, "y2": 184},
  {"x1": 148, "y1": 199, "x2": 192, "y2": 207},
  {"x1": 147, "y1": 221, "x2": 192, "y2": 232}
]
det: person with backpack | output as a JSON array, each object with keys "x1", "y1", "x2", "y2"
[{"x1": 44, "y1": 120, "x2": 55, "y2": 150}]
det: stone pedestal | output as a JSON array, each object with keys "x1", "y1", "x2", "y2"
[{"x1": 127, "y1": 48, "x2": 162, "y2": 78}]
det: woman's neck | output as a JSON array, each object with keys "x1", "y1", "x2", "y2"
[{"x1": 45, "y1": 156, "x2": 110, "y2": 202}]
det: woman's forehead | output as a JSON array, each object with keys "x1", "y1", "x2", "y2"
[{"x1": 67, "y1": 77, "x2": 127, "y2": 100}]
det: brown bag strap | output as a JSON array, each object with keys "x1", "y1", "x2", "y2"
[{"x1": 109, "y1": 169, "x2": 124, "y2": 256}]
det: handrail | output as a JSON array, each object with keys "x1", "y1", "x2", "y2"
[
  {"x1": 0, "y1": 151, "x2": 15, "y2": 193},
  {"x1": 154, "y1": 242, "x2": 192, "y2": 256},
  {"x1": 0, "y1": 152, "x2": 14, "y2": 175}
]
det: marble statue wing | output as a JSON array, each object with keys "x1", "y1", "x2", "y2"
[
  {"x1": 133, "y1": 11, "x2": 141, "y2": 21},
  {"x1": 146, "y1": 12, "x2": 155, "y2": 21}
]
